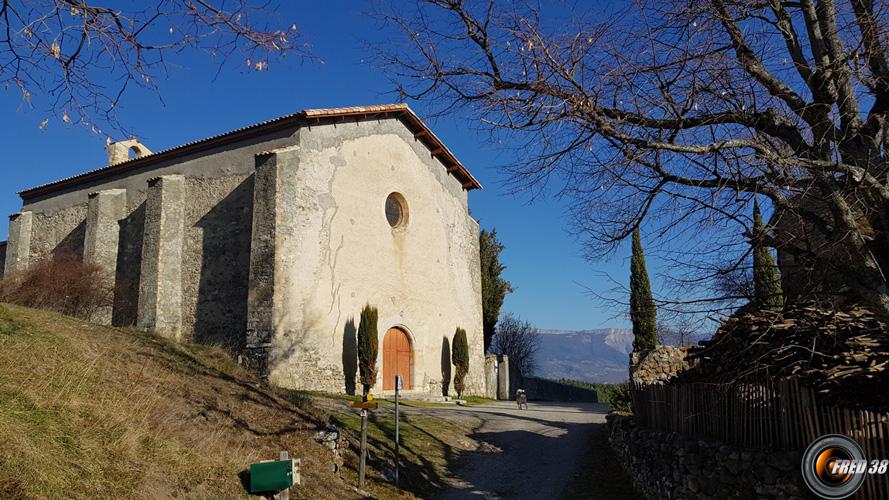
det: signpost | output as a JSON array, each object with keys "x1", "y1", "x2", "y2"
[
  {"x1": 350, "y1": 398, "x2": 378, "y2": 489},
  {"x1": 359, "y1": 408, "x2": 368, "y2": 489},
  {"x1": 395, "y1": 374, "x2": 402, "y2": 488}
]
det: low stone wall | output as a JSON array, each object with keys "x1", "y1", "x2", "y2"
[
  {"x1": 607, "y1": 414, "x2": 809, "y2": 499},
  {"x1": 630, "y1": 346, "x2": 692, "y2": 385}
]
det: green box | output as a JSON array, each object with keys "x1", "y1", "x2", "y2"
[{"x1": 249, "y1": 459, "x2": 294, "y2": 493}]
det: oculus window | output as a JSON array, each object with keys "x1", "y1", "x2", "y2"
[{"x1": 385, "y1": 193, "x2": 408, "y2": 228}]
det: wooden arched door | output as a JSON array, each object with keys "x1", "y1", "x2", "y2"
[{"x1": 383, "y1": 327, "x2": 412, "y2": 390}]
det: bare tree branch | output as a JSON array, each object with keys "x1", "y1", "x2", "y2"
[
  {"x1": 0, "y1": 0, "x2": 314, "y2": 133},
  {"x1": 375, "y1": 0, "x2": 889, "y2": 316}
]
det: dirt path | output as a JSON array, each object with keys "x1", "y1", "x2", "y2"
[{"x1": 415, "y1": 401, "x2": 611, "y2": 499}]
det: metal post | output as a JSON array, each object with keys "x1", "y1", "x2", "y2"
[
  {"x1": 395, "y1": 375, "x2": 401, "y2": 488},
  {"x1": 359, "y1": 409, "x2": 368, "y2": 489}
]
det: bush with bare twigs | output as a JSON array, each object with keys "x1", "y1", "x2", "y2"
[{"x1": 0, "y1": 253, "x2": 112, "y2": 321}]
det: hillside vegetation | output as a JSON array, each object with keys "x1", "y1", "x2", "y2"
[{"x1": 0, "y1": 303, "x2": 476, "y2": 499}]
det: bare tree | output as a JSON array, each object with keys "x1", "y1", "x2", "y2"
[
  {"x1": 377, "y1": 0, "x2": 889, "y2": 316},
  {"x1": 490, "y1": 313, "x2": 540, "y2": 377},
  {"x1": 712, "y1": 261, "x2": 755, "y2": 305},
  {"x1": 658, "y1": 316, "x2": 704, "y2": 346},
  {"x1": 1, "y1": 0, "x2": 312, "y2": 132}
]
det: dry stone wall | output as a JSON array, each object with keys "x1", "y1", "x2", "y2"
[
  {"x1": 608, "y1": 414, "x2": 809, "y2": 500},
  {"x1": 630, "y1": 346, "x2": 692, "y2": 385}
]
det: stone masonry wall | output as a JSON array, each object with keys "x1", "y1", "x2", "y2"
[
  {"x1": 20, "y1": 128, "x2": 298, "y2": 334},
  {"x1": 607, "y1": 414, "x2": 809, "y2": 500},
  {"x1": 112, "y1": 197, "x2": 146, "y2": 327},
  {"x1": 630, "y1": 345, "x2": 692, "y2": 385},
  {"x1": 0, "y1": 242, "x2": 6, "y2": 278},
  {"x1": 30, "y1": 204, "x2": 89, "y2": 262},
  {"x1": 181, "y1": 175, "x2": 254, "y2": 348}
]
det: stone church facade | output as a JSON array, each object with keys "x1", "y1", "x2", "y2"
[{"x1": 1, "y1": 104, "x2": 485, "y2": 396}]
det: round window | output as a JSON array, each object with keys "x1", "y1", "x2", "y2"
[{"x1": 385, "y1": 193, "x2": 408, "y2": 228}]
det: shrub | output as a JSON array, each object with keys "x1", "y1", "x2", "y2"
[
  {"x1": 0, "y1": 253, "x2": 112, "y2": 321},
  {"x1": 604, "y1": 383, "x2": 632, "y2": 414},
  {"x1": 556, "y1": 379, "x2": 633, "y2": 413},
  {"x1": 452, "y1": 327, "x2": 469, "y2": 397},
  {"x1": 357, "y1": 305, "x2": 379, "y2": 397}
]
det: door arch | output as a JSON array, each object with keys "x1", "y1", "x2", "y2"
[{"x1": 383, "y1": 327, "x2": 413, "y2": 390}]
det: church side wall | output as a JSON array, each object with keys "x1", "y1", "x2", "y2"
[
  {"x1": 266, "y1": 120, "x2": 485, "y2": 395},
  {"x1": 17, "y1": 127, "x2": 299, "y2": 340}
]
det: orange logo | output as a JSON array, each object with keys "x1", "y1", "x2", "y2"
[{"x1": 814, "y1": 447, "x2": 854, "y2": 485}]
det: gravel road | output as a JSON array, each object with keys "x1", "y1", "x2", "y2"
[{"x1": 424, "y1": 401, "x2": 610, "y2": 499}]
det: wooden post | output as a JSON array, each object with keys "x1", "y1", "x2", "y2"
[
  {"x1": 275, "y1": 451, "x2": 290, "y2": 500},
  {"x1": 359, "y1": 409, "x2": 368, "y2": 489}
]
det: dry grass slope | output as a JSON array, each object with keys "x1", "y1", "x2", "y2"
[
  {"x1": 0, "y1": 304, "x2": 487, "y2": 500},
  {"x1": 0, "y1": 304, "x2": 359, "y2": 499}
]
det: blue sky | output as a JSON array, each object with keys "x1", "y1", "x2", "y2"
[{"x1": 0, "y1": 2, "x2": 652, "y2": 330}]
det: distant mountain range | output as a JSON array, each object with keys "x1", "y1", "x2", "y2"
[{"x1": 533, "y1": 328, "x2": 633, "y2": 384}]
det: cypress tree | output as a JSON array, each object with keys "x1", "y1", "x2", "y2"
[
  {"x1": 480, "y1": 229, "x2": 513, "y2": 353},
  {"x1": 752, "y1": 199, "x2": 784, "y2": 311},
  {"x1": 452, "y1": 327, "x2": 469, "y2": 398},
  {"x1": 630, "y1": 229, "x2": 657, "y2": 351},
  {"x1": 357, "y1": 304, "x2": 379, "y2": 398}
]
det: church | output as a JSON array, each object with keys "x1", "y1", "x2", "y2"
[{"x1": 1, "y1": 104, "x2": 486, "y2": 396}]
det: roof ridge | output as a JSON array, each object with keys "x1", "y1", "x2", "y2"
[{"x1": 19, "y1": 103, "x2": 480, "y2": 199}]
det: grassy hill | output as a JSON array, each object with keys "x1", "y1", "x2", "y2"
[{"x1": 0, "y1": 304, "x2": 473, "y2": 499}]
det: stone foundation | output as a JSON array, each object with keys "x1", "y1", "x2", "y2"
[{"x1": 607, "y1": 414, "x2": 808, "y2": 499}]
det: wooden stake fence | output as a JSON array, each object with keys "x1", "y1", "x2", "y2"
[{"x1": 632, "y1": 380, "x2": 889, "y2": 500}]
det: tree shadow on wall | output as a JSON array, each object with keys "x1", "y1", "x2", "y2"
[
  {"x1": 342, "y1": 318, "x2": 357, "y2": 395},
  {"x1": 441, "y1": 336, "x2": 451, "y2": 397},
  {"x1": 52, "y1": 220, "x2": 86, "y2": 260},
  {"x1": 113, "y1": 202, "x2": 144, "y2": 327}
]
